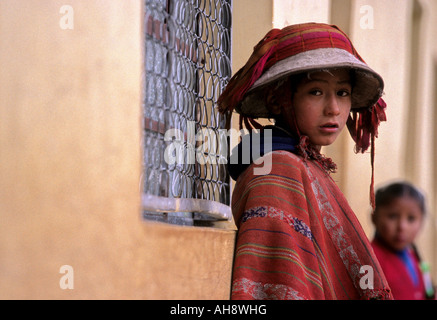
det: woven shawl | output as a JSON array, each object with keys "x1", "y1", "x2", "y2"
[{"x1": 231, "y1": 151, "x2": 392, "y2": 300}]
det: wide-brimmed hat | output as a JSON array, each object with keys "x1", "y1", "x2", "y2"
[
  {"x1": 240, "y1": 47, "x2": 383, "y2": 118},
  {"x1": 219, "y1": 22, "x2": 384, "y2": 115},
  {"x1": 218, "y1": 23, "x2": 388, "y2": 208},
  {"x1": 218, "y1": 23, "x2": 386, "y2": 152}
]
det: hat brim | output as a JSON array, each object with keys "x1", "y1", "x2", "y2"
[{"x1": 236, "y1": 48, "x2": 384, "y2": 118}]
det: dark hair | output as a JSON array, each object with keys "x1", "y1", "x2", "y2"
[{"x1": 374, "y1": 182, "x2": 426, "y2": 215}]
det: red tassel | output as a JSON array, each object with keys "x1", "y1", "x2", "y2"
[
  {"x1": 347, "y1": 98, "x2": 386, "y2": 208},
  {"x1": 347, "y1": 97, "x2": 387, "y2": 154}
]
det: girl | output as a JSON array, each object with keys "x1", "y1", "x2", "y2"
[
  {"x1": 371, "y1": 181, "x2": 435, "y2": 300},
  {"x1": 218, "y1": 23, "x2": 392, "y2": 300}
]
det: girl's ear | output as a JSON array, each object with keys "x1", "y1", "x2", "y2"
[{"x1": 265, "y1": 88, "x2": 282, "y2": 115}]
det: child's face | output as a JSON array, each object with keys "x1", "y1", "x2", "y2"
[
  {"x1": 283, "y1": 69, "x2": 352, "y2": 149},
  {"x1": 373, "y1": 196, "x2": 424, "y2": 251}
]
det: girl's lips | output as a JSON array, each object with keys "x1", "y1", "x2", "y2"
[
  {"x1": 319, "y1": 123, "x2": 339, "y2": 133},
  {"x1": 394, "y1": 235, "x2": 407, "y2": 243}
]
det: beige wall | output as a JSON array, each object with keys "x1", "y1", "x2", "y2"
[
  {"x1": 273, "y1": 0, "x2": 330, "y2": 26},
  {"x1": 0, "y1": 0, "x2": 142, "y2": 298},
  {"x1": 1, "y1": 0, "x2": 264, "y2": 299}
]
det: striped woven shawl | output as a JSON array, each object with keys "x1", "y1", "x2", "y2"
[{"x1": 231, "y1": 151, "x2": 392, "y2": 300}]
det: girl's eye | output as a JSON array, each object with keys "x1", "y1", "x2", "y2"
[
  {"x1": 337, "y1": 90, "x2": 350, "y2": 97},
  {"x1": 387, "y1": 213, "x2": 398, "y2": 220},
  {"x1": 407, "y1": 215, "x2": 418, "y2": 223},
  {"x1": 309, "y1": 89, "x2": 322, "y2": 96}
]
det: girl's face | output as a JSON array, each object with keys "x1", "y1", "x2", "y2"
[
  {"x1": 283, "y1": 69, "x2": 352, "y2": 149},
  {"x1": 372, "y1": 196, "x2": 424, "y2": 252}
]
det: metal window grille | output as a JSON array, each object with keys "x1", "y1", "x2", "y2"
[{"x1": 142, "y1": 0, "x2": 232, "y2": 225}]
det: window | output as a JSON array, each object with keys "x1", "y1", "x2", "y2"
[{"x1": 142, "y1": 0, "x2": 232, "y2": 225}]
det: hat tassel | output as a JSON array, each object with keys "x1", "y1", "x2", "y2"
[{"x1": 347, "y1": 98, "x2": 387, "y2": 208}]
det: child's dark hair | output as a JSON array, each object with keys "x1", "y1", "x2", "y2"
[{"x1": 374, "y1": 181, "x2": 426, "y2": 215}]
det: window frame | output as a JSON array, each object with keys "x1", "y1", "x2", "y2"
[{"x1": 142, "y1": 0, "x2": 233, "y2": 226}]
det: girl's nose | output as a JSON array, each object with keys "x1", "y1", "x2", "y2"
[
  {"x1": 324, "y1": 93, "x2": 340, "y2": 116},
  {"x1": 398, "y1": 218, "x2": 408, "y2": 232}
]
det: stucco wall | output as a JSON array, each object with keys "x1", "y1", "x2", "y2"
[{"x1": 0, "y1": 0, "x2": 257, "y2": 299}]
